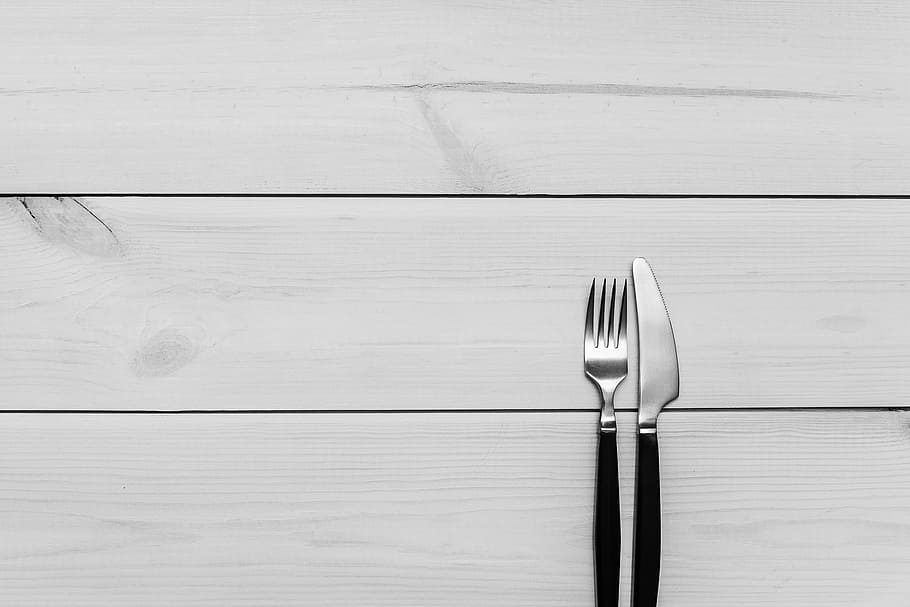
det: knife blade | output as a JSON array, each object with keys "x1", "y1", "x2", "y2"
[{"x1": 631, "y1": 257, "x2": 680, "y2": 607}]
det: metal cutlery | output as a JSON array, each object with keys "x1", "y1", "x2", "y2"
[
  {"x1": 584, "y1": 278, "x2": 629, "y2": 607},
  {"x1": 630, "y1": 257, "x2": 680, "y2": 607}
]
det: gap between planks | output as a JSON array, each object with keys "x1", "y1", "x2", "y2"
[
  {"x1": 0, "y1": 407, "x2": 907, "y2": 415},
  {"x1": 6, "y1": 193, "x2": 910, "y2": 198}
]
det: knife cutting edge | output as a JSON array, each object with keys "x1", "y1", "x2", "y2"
[{"x1": 631, "y1": 257, "x2": 680, "y2": 607}]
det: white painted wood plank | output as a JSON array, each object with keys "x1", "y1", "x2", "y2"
[
  {"x1": 429, "y1": 93, "x2": 910, "y2": 194},
  {"x1": 1, "y1": 197, "x2": 908, "y2": 411},
  {"x1": 0, "y1": 410, "x2": 908, "y2": 606},
  {"x1": 1, "y1": 1, "x2": 907, "y2": 193}
]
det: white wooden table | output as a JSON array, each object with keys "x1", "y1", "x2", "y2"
[
  {"x1": 2, "y1": 2, "x2": 909, "y2": 605},
  {"x1": 1, "y1": 198, "x2": 909, "y2": 606},
  {"x1": 2, "y1": 0, "x2": 908, "y2": 195}
]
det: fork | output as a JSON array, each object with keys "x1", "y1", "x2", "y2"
[{"x1": 584, "y1": 278, "x2": 629, "y2": 607}]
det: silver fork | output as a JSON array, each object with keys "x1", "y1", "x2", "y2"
[
  {"x1": 584, "y1": 278, "x2": 629, "y2": 607},
  {"x1": 585, "y1": 279, "x2": 629, "y2": 432}
]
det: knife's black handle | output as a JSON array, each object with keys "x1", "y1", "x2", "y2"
[
  {"x1": 632, "y1": 430, "x2": 661, "y2": 607},
  {"x1": 594, "y1": 429, "x2": 621, "y2": 607}
]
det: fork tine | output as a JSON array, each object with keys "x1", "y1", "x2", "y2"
[
  {"x1": 597, "y1": 279, "x2": 607, "y2": 347},
  {"x1": 585, "y1": 278, "x2": 596, "y2": 349},
  {"x1": 617, "y1": 279, "x2": 628, "y2": 348},
  {"x1": 607, "y1": 278, "x2": 617, "y2": 348}
]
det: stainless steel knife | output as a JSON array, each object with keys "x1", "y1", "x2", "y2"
[{"x1": 631, "y1": 257, "x2": 680, "y2": 607}]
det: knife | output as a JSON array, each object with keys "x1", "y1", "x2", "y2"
[{"x1": 631, "y1": 257, "x2": 680, "y2": 607}]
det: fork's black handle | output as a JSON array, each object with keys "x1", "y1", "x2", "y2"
[
  {"x1": 594, "y1": 429, "x2": 621, "y2": 607},
  {"x1": 632, "y1": 430, "x2": 661, "y2": 607}
]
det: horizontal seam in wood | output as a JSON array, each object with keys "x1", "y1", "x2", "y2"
[
  {"x1": 3, "y1": 193, "x2": 910, "y2": 199},
  {"x1": 0, "y1": 406, "x2": 906, "y2": 415}
]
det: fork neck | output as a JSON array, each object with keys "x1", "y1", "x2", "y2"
[{"x1": 599, "y1": 387, "x2": 617, "y2": 433}]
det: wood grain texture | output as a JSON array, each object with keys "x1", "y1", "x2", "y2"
[
  {"x1": 2, "y1": 197, "x2": 909, "y2": 411},
  {"x1": 1, "y1": 1, "x2": 908, "y2": 193},
  {"x1": 1, "y1": 410, "x2": 909, "y2": 606}
]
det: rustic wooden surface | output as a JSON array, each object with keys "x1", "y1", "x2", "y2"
[
  {"x1": 1, "y1": 197, "x2": 908, "y2": 411},
  {"x1": 4, "y1": 197, "x2": 908, "y2": 603},
  {"x1": 1, "y1": 410, "x2": 908, "y2": 606},
  {"x1": 2, "y1": 1, "x2": 909, "y2": 601},
  {"x1": 1, "y1": 1, "x2": 908, "y2": 194}
]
